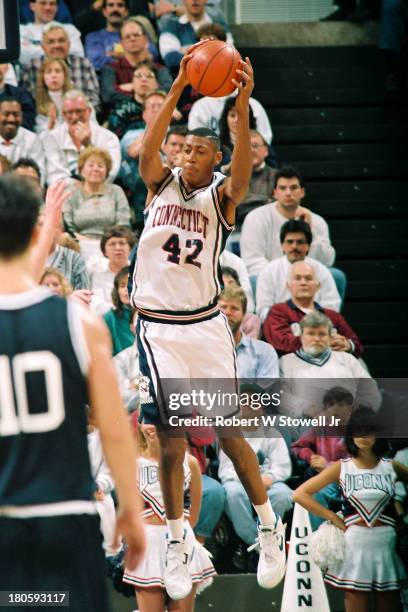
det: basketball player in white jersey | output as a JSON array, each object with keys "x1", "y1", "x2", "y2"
[
  {"x1": 132, "y1": 44, "x2": 287, "y2": 600},
  {"x1": 0, "y1": 175, "x2": 145, "y2": 610}
]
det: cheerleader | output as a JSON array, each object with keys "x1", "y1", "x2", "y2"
[
  {"x1": 293, "y1": 406, "x2": 408, "y2": 612},
  {"x1": 123, "y1": 420, "x2": 216, "y2": 611}
]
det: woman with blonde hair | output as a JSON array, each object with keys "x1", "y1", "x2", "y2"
[
  {"x1": 63, "y1": 146, "x2": 131, "y2": 261},
  {"x1": 35, "y1": 57, "x2": 72, "y2": 133},
  {"x1": 40, "y1": 267, "x2": 72, "y2": 297}
]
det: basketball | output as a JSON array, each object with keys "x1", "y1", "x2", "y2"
[{"x1": 186, "y1": 40, "x2": 242, "y2": 97}]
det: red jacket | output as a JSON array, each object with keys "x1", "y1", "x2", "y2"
[{"x1": 263, "y1": 300, "x2": 363, "y2": 358}]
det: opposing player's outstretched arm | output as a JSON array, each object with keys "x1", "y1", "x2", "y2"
[
  {"x1": 81, "y1": 308, "x2": 145, "y2": 569},
  {"x1": 140, "y1": 43, "x2": 202, "y2": 192},
  {"x1": 30, "y1": 181, "x2": 69, "y2": 282},
  {"x1": 220, "y1": 58, "x2": 254, "y2": 224}
]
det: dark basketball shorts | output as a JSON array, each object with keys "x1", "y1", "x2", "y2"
[{"x1": 0, "y1": 513, "x2": 109, "y2": 612}]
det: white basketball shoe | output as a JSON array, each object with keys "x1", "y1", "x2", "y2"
[
  {"x1": 164, "y1": 529, "x2": 194, "y2": 600},
  {"x1": 248, "y1": 518, "x2": 287, "y2": 589}
]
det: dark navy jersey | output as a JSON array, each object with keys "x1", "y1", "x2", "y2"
[{"x1": 0, "y1": 288, "x2": 94, "y2": 506}]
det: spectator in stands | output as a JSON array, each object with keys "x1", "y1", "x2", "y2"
[
  {"x1": 63, "y1": 146, "x2": 130, "y2": 260},
  {"x1": 188, "y1": 92, "x2": 273, "y2": 147},
  {"x1": 0, "y1": 154, "x2": 11, "y2": 175},
  {"x1": 219, "y1": 96, "x2": 257, "y2": 168},
  {"x1": 42, "y1": 90, "x2": 121, "y2": 184},
  {"x1": 20, "y1": 2, "x2": 83, "y2": 65},
  {"x1": 221, "y1": 267, "x2": 259, "y2": 338},
  {"x1": 161, "y1": 124, "x2": 187, "y2": 168},
  {"x1": 241, "y1": 166, "x2": 335, "y2": 276},
  {"x1": 0, "y1": 99, "x2": 45, "y2": 180},
  {"x1": 113, "y1": 315, "x2": 140, "y2": 411},
  {"x1": 73, "y1": 0, "x2": 152, "y2": 38},
  {"x1": 218, "y1": 286, "x2": 279, "y2": 379},
  {"x1": 0, "y1": 64, "x2": 36, "y2": 131},
  {"x1": 118, "y1": 90, "x2": 165, "y2": 229},
  {"x1": 219, "y1": 248, "x2": 255, "y2": 313},
  {"x1": 279, "y1": 312, "x2": 381, "y2": 420},
  {"x1": 226, "y1": 129, "x2": 277, "y2": 229},
  {"x1": 196, "y1": 21, "x2": 227, "y2": 41},
  {"x1": 256, "y1": 219, "x2": 341, "y2": 321},
  {"x1": 291, "y1": 386, "x2": 352, "y2": 530},
  {"x1": 20, "y1": 23, "x2": 100, "y2": 112},
  {"x1": 35, "y1": 56, "x2": 73, "y2": 134},
  {"x1": 107, "y1": 60, "x2": 159, "y2": 139},
  {"x1": 100, "y1": 18, "x2": 172, "y2": 110},
  {"x1": 380, "y1": 0, "x2": 408, "y2": 91},
  {"x1": 88, "y1": 224, "x2": 135, "y2": 314},
  {"x1": 219, "y1": 389, "x2": 292, "y2": 565},
  {"x1": 37, "y1": 209, "x2": 91, "y2": 289},
  {"x1": 11, "y1": 157, "x2": 43, "y2": 195},
  {"x1": 262, "y1": 261, "x2": 361, "y2": 357},
  {"x1": 103, "y1": 265, "x2": 135, "y2": 355},
  {"x1": 40, "y1": 266, "x2": 72, "y2": 296},
  {"x1": 159, "y1": 0, "x2": 232, "y2": 74},
  {"x1": 20, "y1": 0, "x2": 72, "y2": 24},
  {"x1": 85, "y1": 0, "x2": 129, "y2": 72}
]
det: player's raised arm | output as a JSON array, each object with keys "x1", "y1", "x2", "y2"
[
  {"x1": 220, "y1": 58, "x2": 254, "y2": 223},
  {"x1": 139, "y1": 44, "x2": 202, "y2": 192}
]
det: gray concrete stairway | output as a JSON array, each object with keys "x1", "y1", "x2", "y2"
[{"x1": 240, "y1": 45, "x2": 408, "y2": 377}]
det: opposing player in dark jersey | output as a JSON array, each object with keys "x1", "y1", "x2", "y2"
[
  {"x1": 132, "y1": 44, "x2": 286, "y2": 600},
  {"x1": 0, "y1": 175, "x2": 145, "y2": 611}
]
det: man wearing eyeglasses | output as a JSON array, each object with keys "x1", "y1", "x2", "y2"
[
  {"x1": 42, "y1": 90, "x2": 121, "y2": 185},
  {"x1": 101, "y1": 18, "x2": 172, "y2": 110}
]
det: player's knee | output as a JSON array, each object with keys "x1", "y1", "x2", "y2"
[{"x1": 218, "y1": 436, "x2": 246, "y2": 460}]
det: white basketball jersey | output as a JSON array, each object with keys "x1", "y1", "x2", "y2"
[
  {"x1": 340, "y1": 457, "x2": 397, "y2": 527},
  {"x1": 137, "y1": 454, "x2": 191, "y2": 521},
  {"x1": 131, "y1": 168, "x2": 233, "y2": 323}
]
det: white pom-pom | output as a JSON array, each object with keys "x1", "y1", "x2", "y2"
[{"x1": 310, "y1": 520, "x2": 345, "y2": 572}]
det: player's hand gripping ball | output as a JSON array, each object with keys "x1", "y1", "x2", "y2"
[{"x1": 186, "y1": 40, "x2": 242, "y2": 97}]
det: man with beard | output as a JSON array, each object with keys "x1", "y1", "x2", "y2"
[
  {"x1": 85, "y1": 0, "x2": 130, "y2": 72},
  {"x1": 279, "y1": 311, "x2": 381, "y2": 433},
  {"x1": 0, "y1": 98, "x2": 45, "y2": 179}
]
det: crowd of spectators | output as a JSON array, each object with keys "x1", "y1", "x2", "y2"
[{"x1": 4, "y1": 0, "x2": 407, "y2": 587}]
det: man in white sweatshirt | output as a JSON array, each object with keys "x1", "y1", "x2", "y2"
[
  {"x1": 20, "y1": 2, "x2": 83, "y2": 65},
  {"x1": 241, "y1": 166, "x2": 335, "y2": 276}
]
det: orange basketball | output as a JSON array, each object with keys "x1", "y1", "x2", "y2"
[{"x1": 186, "y1": 40, "x2": 242, "y2": 98}]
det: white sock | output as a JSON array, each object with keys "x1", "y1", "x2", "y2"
[
  {"x1": 253, "y1": 501, "x2": 277, "y2": 527},
  {"x1": 166, "y1": 516, "x2": 184, "y2": 540}
]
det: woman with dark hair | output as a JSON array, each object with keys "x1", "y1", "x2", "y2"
[
  {"x1": 218, "y1": 96, "x2": 257, "y2": 167},
  {"x1": 293, "y1": 406, "x2": 408, "y2": 612},
  {"x1": 103, "y1": 266, "x2": 135, "y2": 355}
]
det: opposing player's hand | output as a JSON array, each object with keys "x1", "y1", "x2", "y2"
[
  {"x1": 44, "y1": 180, "x2": 69, "y2": 229},
  {"x1": 233, "y1": 57, "x2": 254, "y2": 108},
  {"x1": 114, "y1": 508, "x2": 146, "y2": 571}
]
